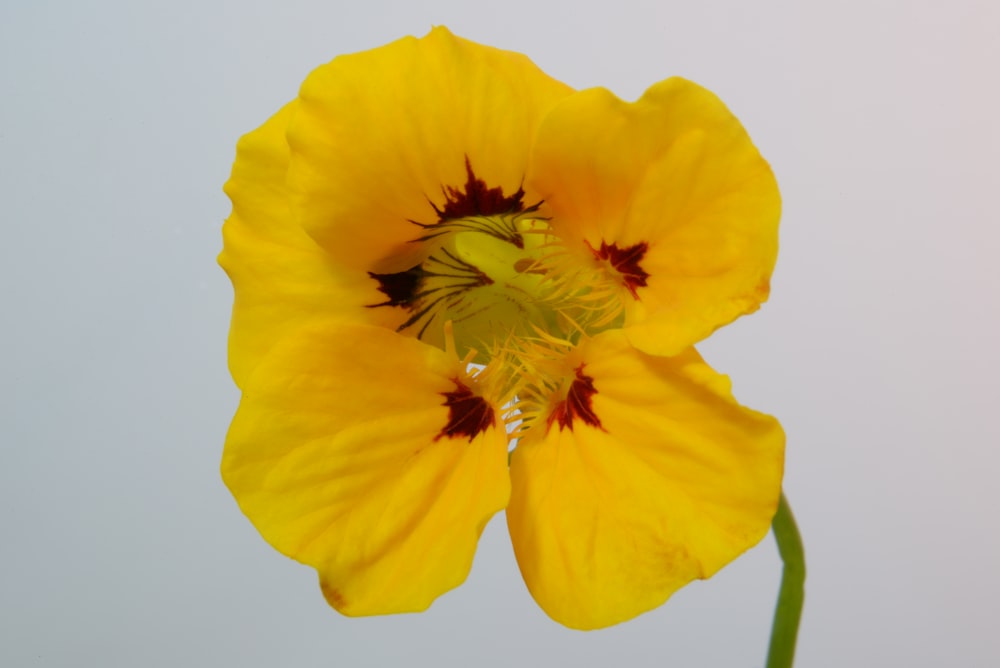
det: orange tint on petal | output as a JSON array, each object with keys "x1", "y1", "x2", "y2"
[{"x1": 528, "y1": 78, "x2": 780, "y2": 354}]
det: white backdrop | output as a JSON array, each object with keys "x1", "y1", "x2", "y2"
[{"x1": 2, "y1": 1, "x2": 998, "y2": 666}]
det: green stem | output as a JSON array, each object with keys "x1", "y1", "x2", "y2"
[{"x1": 765, "y1": 491, "x2": 806, "y2": 668}]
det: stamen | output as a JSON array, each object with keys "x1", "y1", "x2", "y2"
[{"x1": 443, "y1": 320, "x2": 458, "y2": 360}]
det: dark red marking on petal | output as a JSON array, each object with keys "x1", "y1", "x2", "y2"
[
  {"x1": 433, "y1": 157, "x2": 525, "y2": 222},
  {"x1": 435, "y1": 379, "x2": 495, "y2": 442},
  {"x1": 587, "y1": 240, "x2": 651, "y2": 300},
  {"x1": 367, "y1": 265, "x2": 426, "y2": 307},
  {"x1": 547, "y1": 365, "x2": 604, "y2": 432}
]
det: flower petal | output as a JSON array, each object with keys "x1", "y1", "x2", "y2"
[
  {"x1": 286, "y1": 26, "x2": 573, "y2": 274},
  {"x1": 528, "y1": 78, "x2": 780, "y2": 355},
  {"x1": 507, "y1": 330, "x2": 784, "y2": 629},
  {"x1": 219, "y1": 103, "x2": 395, "y2": 388},
  {"x1": 222, "y1": 322, "x2": 510, "y2": 615}
]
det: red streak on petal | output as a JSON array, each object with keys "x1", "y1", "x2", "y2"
[
  {"x1": 587, "y1": 239, "x2": 650, "y2": 300},
  {"x1": 320, "y1": 581, "x2": 347, "y2": 610},
  {"x1": 547, "y1": 365, "x2": 603, "y2": 432},
  {"x1": 435, "y1": 379, "x2": 495, "y2": 442},
  {"x1": 434, "y1": 157, "x2": 525, "y2": 221}
]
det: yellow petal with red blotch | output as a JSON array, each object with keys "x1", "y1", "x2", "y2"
[
  {"x1": 222, "y1": 322, "x2": 510, "y2": 615},
  {"x1": 528, "y1": 78, "x2": 780, "y2": 355},
  {"x1": 507, "y1": 330, "x2": 783, "y2": 629},
  {"x1": 220, "y1": 103, "x2": 396, "y2": 388},
  {"x1": 286, "y1": 26, "x2": 574, "y2": 274}
]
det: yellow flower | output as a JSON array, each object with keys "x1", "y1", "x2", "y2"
[{"x1": 220, "y1": 27, "x2": 784, "y2": 630}]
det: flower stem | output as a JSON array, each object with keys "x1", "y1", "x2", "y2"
[{"x1": 765, "y1": 491, "x2": 805, "y2": 668}]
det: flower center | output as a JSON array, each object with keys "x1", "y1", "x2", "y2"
[
  {"x1": 364, "y1": 162, "x2": 647, "y2": 436},
  {"x1": 369, "y1": 212, "x2": 627, "y2": 358},
  {"x1": 431, "y1": 215, "x2": 557, "y2": 348}
]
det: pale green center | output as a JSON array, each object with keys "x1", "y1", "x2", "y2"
[{"x1": 414, "y1": 215, "x2": 623, "y2": 356}]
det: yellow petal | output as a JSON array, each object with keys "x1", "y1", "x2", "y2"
[
  {"x1": 219, "y1": 103, "x2": 396, "y2": 388},
  {"x1": 507, "y1": 330, "x2": 784, "y2": 629},
  {"x1": 528, "y1": 78, "x2": 780, "y2": 355},
  {"x1": 286, "y1": 26, "x2": 574, "y2": 274},
  {"x1": 222, "y1": 322, "x2": 510, "y2": 615}
]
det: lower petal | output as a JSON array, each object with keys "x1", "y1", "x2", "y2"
[
  {"x1": 507, "y1": 330, "x2": 784, "y2": 629},
  {"x1": 222, "y1": 323, "x2": 510, "y2": 615}
]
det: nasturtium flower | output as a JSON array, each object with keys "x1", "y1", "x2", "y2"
[{"x1": 220, "y1": 26, "x2": 784, "y2": 630}]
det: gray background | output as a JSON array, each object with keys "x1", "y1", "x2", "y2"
[{"x1": 2, "y1": 0, "x2": 998, "y2": 666}]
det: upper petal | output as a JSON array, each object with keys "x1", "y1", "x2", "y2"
[
  {"x1": 287, "y1": 26, "x2": 574, "y2": 274},
  {"x1": 219, "y1": 103, "x2": 396, "y2": 388},
  {"x1": 222, "y1": 322, "x2": 510, "y2": 615},
  {"x1": 507, "y1": 330, "x2": 784, "y2": 629},
  {"x1": 528, "y1": 78, "x2": 780, "y2": 355}
]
